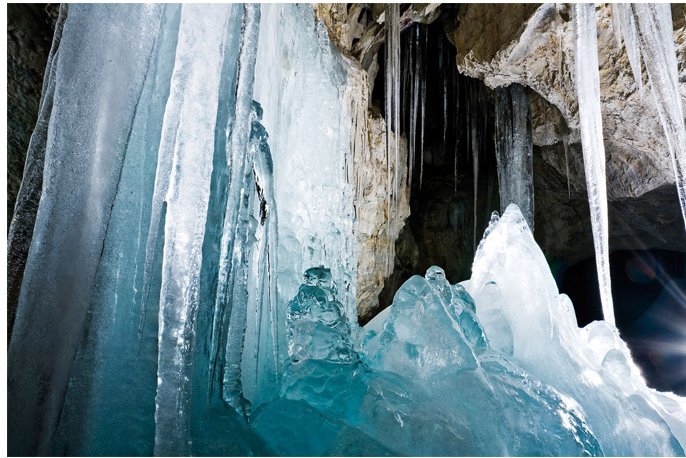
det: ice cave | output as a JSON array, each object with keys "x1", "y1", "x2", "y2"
[{"x1": 6, "y1": 3, "x2": 686, "y2": 456}]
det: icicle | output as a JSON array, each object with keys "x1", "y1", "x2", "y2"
[
  {"x1": 153, "y1": 5, "x2": 235, "y2": 455},
  {"x1": 383, "y1": 4, "x2": 400, "y2": 274},
  {"x1": 419, "y1": 27, "x2": 428, "y2": 190},
  {"x1": 613, "y1": 4, "x2": 643, "y2": 92},
  {"x1": 494, "y1": 84, "x2": 535, "y2": 230},
  {"x1": 560, "y1": 118, "x2": 572, "y2": 199},
  {"x1": 240, "y1": 103, "x2": 280, "y2": 407},
  {"x1": 442, "y1": 41, "x2": 448, "y2": 154},
  {"x1": 454, "y1": 68, "x2": 460, "y2": 195},
  {"x1": 632, "y1": 4, "x2": 686, "y2": 231},
  {"x1": 471, "y1": 85, "x2": 480, "y2": 251},
  {"x1": 572, "y1": 4, "x2": 615, "y2": 325},
  {"x1": 610, "y1": 3, "x2": 623, "y2": 49},
  {"x1": 409, "y1": 25, "x2": 420, "y2": 189},
  {"x1": 210, "y1": 4, "x2": 261, "y2": 419}
]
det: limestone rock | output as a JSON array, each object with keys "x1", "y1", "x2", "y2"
[{"x1": 453, "y1": 3, "x2": 686, "y2": 201}]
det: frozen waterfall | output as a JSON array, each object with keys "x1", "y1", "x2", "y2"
[{"x1": 8, "y1": 5, "x2": 359, "y2": 455}]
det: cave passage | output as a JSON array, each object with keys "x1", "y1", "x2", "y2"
[{"x1": 370, "y1": 19, "x2": 501, "y2": 323}]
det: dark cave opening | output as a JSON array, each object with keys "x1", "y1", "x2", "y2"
[{"x1": 366, "y1": 19, "x2": 501, "y2": 325}]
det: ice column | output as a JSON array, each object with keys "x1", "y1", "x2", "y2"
[
  {"x1": 572, "y1": 4, "x2": 615, "y2": 325},
  {"x1": 253, "y1": 4, "x2": 358, "y2": 325},
  {"x1": 385, "y1": 4, "x2": 400, "y2": 273},
  {"x1": 632, "y1": 4, "x2": 686, "y2": 231},
  {"x1": 494, "y1": 84, "x2": 534, "y2": 230},
  {"x1": 209, "y1": 5, "x2": 261, "y2": 419},
  {"x1": 52, "y1": 5, "x2": 181, "y2": 455},
  {"x1": 7, "y1": 6, "x2": 163, "y2": 455},
  {"x1": 153, "y1": 5, "x2": 235, "y2": 455}
]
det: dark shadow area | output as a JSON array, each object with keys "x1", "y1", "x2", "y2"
[
  {"x1": 7, "y1": 4, "x2": 59, "y2": 227},
  {"x1": 365, "y1": 19, "x2": 500, "y2": 324},
  {"x1": 555, "y1": 249, "x2": 686, "y2": 395}
]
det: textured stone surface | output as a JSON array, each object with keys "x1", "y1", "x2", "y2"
[
  {"x1": 343, "y1": 58, "x2": 411, "y2": 318},
  {"x1": 454, "y1": 4, "x2": 686, "y2": 199}
]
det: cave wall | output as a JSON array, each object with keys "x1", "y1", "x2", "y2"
[
  {"x1": 317, "y1": 4, "x2": 686, "y2": 301},
  {"x1": 453, "y1": 3, "x2": 686, "y2": 262}
]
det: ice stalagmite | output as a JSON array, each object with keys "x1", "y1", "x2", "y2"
[
  {"x1": 7, "y1": 6, "x2": 163, "y2": 455},
  {"x1": 469, "y1": 205, "x2": 685, "y2": 456},
  {"x1": 632, "y1": 4, "x2": 686, "y2": 231},
  {"x1": 494, "y1": 84, "x2": 534, "y2": 230},
  {"x1": 572, "y1": 4, "x2": 615, "y2": 325}
]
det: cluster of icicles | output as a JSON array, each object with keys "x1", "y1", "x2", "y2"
[{"x1": 382, "y1": 3, "x2": 686, "y2": 326}]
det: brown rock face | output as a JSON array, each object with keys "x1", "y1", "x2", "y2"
[
  {"x1": 453, "y1": 3, "x2": 686, "y2": 261},
  {"x1": 316, "y1": 4, "x2": 686, "y2": 319}
]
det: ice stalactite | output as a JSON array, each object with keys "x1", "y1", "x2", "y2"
[
  {"x1": 611, "y1": 4, "x2": 643, "y2": 92},
  {"x1": 559, "y1": 117, "x2": 572, "y2": 199},
  {"x1": 7, "y1": 5, "x2": 164, "y2": 456},
  {"x1": 572, "y1": 4, "x2": 615, "y2": 325},
  {"x1": 384, "y1": 4, "x2": 400, "y2": 274},
  {"x1": 494, "y1": 84, "x2": 534, "y2": 230},
  {"x1": 419, "y1": 29, "x2": 428, "y2": 191},
  {"x1": 408, "y1": 26, "x2": 419, "y2": 188},
  {"x1": 631, "y1": 4, "x2": 686, "y2": 232},
  {"x1": 454, "y1": 66, "x2": 460, "y2": 195},
  {"x1": 470, "y1": 85, "x2": 480, "y2": 250},
  {"x1": 153, "y1": 5, "x2": 239, "y2": 455}
]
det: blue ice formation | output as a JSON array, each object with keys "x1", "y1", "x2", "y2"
[{"x1": 8, "y1": 4, "x2": 358, "y2": 455}]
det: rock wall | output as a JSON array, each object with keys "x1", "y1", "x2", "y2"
[
  {"x1": 341, "y1": 47, "x2": 411, "y2": 319},
  {"x1": 319, "y1": 3, "x2": 686, "y2": 272},
  {"x1": 453, "y1": 3, "x2": 686, "y2": 261}
]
